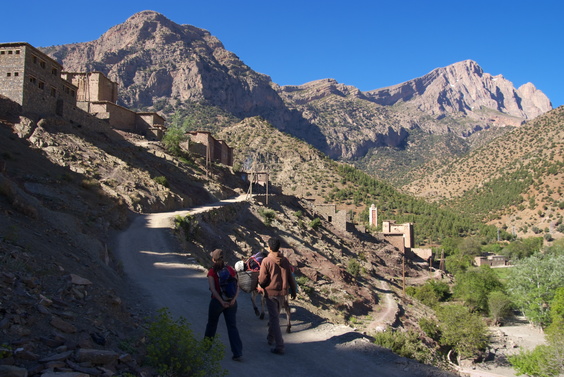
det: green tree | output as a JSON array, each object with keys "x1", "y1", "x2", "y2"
[
  {"x1": 488, "y1": 291, "x2": 513, "y2": 325},
  {"x1": 458, "y1": 236, "x2": 484, "y2": 257},
  {"x1": 436, "y1": 304, "x2": 489, "y2": 362},
  {"x1": 445, "y1": 253, "x2": 473, "y2": 276},
  {"x1": 544, "y1": 238, "x2": 564, "y2": 256},
  {"x1": 509, "y1": 288, "x2": 564, "y2": 376},
  {"x1": 509, "y1": 346, "x2": 562, "y2": 377},
  {"x1": 453, "y1": 265, "x2": 504, "y2": 312},
  {"x1": 162, "y1": 126, "x2": 188, "y2": 156},
  {"x1": 506, "y1": 253, "x2": 564, "y2": 327},
  {"x1": 501, "y1": 237, "x2": 543, "y2": 261}
]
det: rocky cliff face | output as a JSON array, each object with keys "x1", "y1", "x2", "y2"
[{"x1": 365, "y1": 59, "x2": 551, "y2": 120}]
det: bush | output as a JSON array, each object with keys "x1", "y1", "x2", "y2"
[
  {"x1": 174, "y1": 215, "x2": 199, "y2": 242},
  {"x1": 509, "y1": 345, "x2": 562, "y2": 377},
  {"x1": 419, "y1": 318, "x2": 440, "y2": 341},
  {"x1": 309, "y1": 218, "x2": 321, "y2": 230},
  {"x1": 407, "y1": 280, "x2": 451, "y2": 308},
  {"x1": 153, "y1": 176, "x2": 169, "y2": 188},
  {"x1": 258, "y1": 208, "x2": 276, "y2": 226},
  {"x1": 347, "y1": 259, "x2": 361, "y2": 277},
  {"x1": 146, "y1": 308, "x2": 226, "y2": 377},
  {"x1": 373, "y1": 330, "x2": 433, "y2": 364}
]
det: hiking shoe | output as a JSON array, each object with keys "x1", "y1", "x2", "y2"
[
  {"x1": 232, "y1": 355, "x2": 243, "y2": 362},
  {"x1": 270, "y1": 348, "x2": 285, "y2": 355}
]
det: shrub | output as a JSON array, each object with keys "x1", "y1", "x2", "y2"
[
  {"x1": 419, "y1": 318, "x2": 440, "y2": 341},
  {"x1": 146, "y1": 308, "x2": 226, "y2": 377},
  {"x1": 258, "y1": 208, "x2": 276, "y2": 226},
  {"x1": 347, "y1": 259, "x2": 361, "y2": 277},
  {"x1": 153, "y1": 176, "x2": 169, "y2": 188},
  {"x1": 373, "y1": 330, "x2": 433, "y2": 364},
  {"x1": 309, "y1": 218, "x2": 321, "y2": 230},
  {"x1": 174, "y1": 215, "x2": 199, "y2": 242}
]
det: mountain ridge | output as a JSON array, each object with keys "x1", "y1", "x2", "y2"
[{"x1": 39, "y1": 10, "x2": 556, "y2": 200}]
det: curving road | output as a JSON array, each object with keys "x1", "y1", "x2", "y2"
[{"x1": 113, "y1": 196, "x2": 454, "y2": 377}]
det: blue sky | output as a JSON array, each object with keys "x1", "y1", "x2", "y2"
[{"x1": 4, "y1": 0, "x2": 563, "y2": 107}]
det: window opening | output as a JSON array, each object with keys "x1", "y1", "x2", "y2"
[
  {"x1": 14, "y1": 72, "x2": 18, "y2": 77},
  {"x1": 6, "y1": 72, "x2": 11, "y2": 77},
  {"x1": 38, "y1": 81, "x2": 44, "y2": 89},
  {"x1": 8, "y1": 50, "x2": 12, "y2": 55},
  {"x1": 50, "y1": 87, "x2": 56, "y2": 97},
  {"x1": 51, "y1": 68, "x2": 57, "y2": 75},
  {"x1": 15, "y1": 50, "x2": 20, "y2": 54},
  {"x1": 40, "y1": 61, "x2": 46, "y2": 69}
]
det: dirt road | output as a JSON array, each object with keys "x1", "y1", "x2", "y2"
[{"x1": 113, "y1": 197, "x2": 455, "y2": 377}]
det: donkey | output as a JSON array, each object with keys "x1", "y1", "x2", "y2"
[{"x1": 251, "y1": 289, "x2": 292, "y2": 333}]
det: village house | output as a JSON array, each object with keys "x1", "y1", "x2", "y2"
[
  {"x1": 381, "y1": 220, "x2": 414, "y2": 257},
  {"x1": 474, "y1": 253, "x2": 508, "y2": 267},
  {"x1": 0, "y1": 42, "x2": 165, "y2": 140},
  {"x1": 184, "y1": 131, "x2": 233, "y2": 166},
  {"x1": 312, "y1": 203, "x2": 351, "y2": 233}
]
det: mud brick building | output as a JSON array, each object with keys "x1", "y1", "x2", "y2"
[
  {"x1": 0, "y1": 42, "x2": 77, "y2": 118},
  {"x1": 381, "y1": 220, "x2": 414, "y2": 256},
  {"x1": 186, "y1": 131, "x2": 233, "y2": 166},
  {"x1": 313, "y1": 203, "x2": 351, "y2": 232},
  {"x1": 1, "y1": 42, "x2": 165, "y2": 140}
]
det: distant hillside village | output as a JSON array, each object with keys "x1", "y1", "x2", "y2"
[{"x1": 0, "y1": 42, "x2": 232, "y2": 166}]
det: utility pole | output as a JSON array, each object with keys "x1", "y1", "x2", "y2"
[
  {"x1": 205, "y1": 140, "x2": 211, "y2": 180},
  {"x1": 265, "y1": 172, "x2": 269, "y2": 206},
  {"x1": 402, "y1": 251, "x2": 406, "y2": 294},
  {"x1": 439, "y1": 250, "x2": 445, "y2": 272}
]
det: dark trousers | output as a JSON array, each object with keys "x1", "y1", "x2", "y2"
[
  {"x1": 266, "y1": 295, "x2": 285, "y2": 351},
  {"x1": 204, "y1": 298, "x2": 243, "y2": 358}
]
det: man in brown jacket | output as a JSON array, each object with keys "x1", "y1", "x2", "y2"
[{"x1": 257, "y1": 237, "x2": 297, "y2": 355}]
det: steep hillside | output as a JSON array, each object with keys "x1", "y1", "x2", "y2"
[
  {"x1": 217, "y1": 117, "x2": 340, "y2": 201},
  {"x1": 403, "y1": 106, "x2": 564, "y2": 240}
]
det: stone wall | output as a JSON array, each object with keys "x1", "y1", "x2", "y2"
[{"x1": 89, "y1": 101, "x2": 136, "y2": 130}]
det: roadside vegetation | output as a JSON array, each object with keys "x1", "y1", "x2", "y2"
[{"x1": 388, "y1": 237, "x2": 564, "y2": 375}]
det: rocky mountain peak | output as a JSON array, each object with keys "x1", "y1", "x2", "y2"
[
  {"x1": 98, "y1": 10, "x2": 217, "y2": 52},
  {"x1": 365, "y1": 59, "x2": 552, "y2": 120},
  {"x1": 43, "y1": 11, "x2": 289, "y2": 124}
]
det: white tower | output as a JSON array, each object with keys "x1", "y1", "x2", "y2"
[{"x1": 369, "y1": 204, "x2": 378, "y2": 228}]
